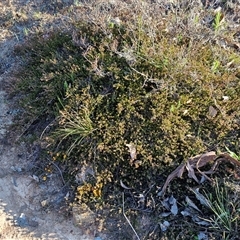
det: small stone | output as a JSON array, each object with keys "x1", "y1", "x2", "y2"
[
  {"x1": 16, "y1": 213, "x2": 28, "y2": 227},
  {"x1": 11, "y1": 166, "x2": 22, "y2": 172},
  {"x1": 41, "y1": 199, "x2": 49, "y2": 207},
  {"x1": 222, "y1": 96, "x2": 229, "y2": 101},
  {"x1": 31, "y1": 174, "x2": 40, "y2": 182}
]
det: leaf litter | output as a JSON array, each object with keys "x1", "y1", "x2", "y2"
[
  {"x1": 157, "y1": 151, "x2": 240, "y2": 235},
  {"x1": 158, "y1": 151, "x2": 240, "y2": 196}
]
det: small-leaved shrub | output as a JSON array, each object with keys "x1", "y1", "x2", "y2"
[{"x1": 14, "y1": 0, "x2": 240, "y2": 213}]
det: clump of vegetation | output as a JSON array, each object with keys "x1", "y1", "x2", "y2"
[
  {"x1": 13, "y1": 0, "x2": 240, "y2": 238},
  {"x1": 203, "y1": 179, "x2": 239, "y2": 234}
]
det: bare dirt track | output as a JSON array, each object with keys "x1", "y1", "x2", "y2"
[{"x1": 0, "y1": 1, "x2": 99, "y2": 239}]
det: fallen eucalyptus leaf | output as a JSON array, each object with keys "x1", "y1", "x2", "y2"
[
  {"x1": 188, "y1": 188, "x2": 210, "y2": 208},
  {"x1": 181, "y1": 205, "x2": 198, "y2": 217},
  {"x1": 169, "y1": 195, "x2": 178, "y2": 215},
  {"x1": 185, "y1": 196, "x2": 202, "y2": 213},
  {"x1": 181, "y1": 208, "x2": 192, "y2": 217},
  {"x1": 200, "y1": 175, "x2": 207, "y2": 183},
  {"x1": 160, "y1": 212, "x2": 172, "y2": 217},
  {"x1": 158, "y1": 151, "x2": 216, "y2": 196},
  {"x1": 181, "y1": 206, "x2": 211, "y2": 226},
  {"x1": 160, "y1": 220, "x2": 170, "y2": 232},
  {"x1": 194, "y1": 218, "x2": 211, "y2": 226},
  {"x1": 171, "y1": 203, "x2": 178, "y2": 216},
  {"x1": 169, "y1": 195, "x2": 175, "y2": 205},
  {"x1": 186, "y1": 160, "x2": 199, "y2": 183},
  {"x1": 208, "y1": 106, "x2": 217, "y2": 118},
  {"x1": 161, "y1": 197, "x2": 170, "y2": 210},
  {"x1": 198, "y1": 231, "x2": 208, "y2": 240}
]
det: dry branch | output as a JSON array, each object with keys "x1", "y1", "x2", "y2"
[{"x1": 158, "y1": 152, "x2": 240, "y2": 196}]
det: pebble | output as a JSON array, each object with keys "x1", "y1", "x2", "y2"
[
  {"x1": 11, "y1": 166, "x2": 22, "y2": 172},
  {"x1": 41, "y1": 199, "x2": 49, "y2": 207},
  {"x1": 16, "y1": 213, "x2": 28, "y2": 227},
  {"x1": 16, "y1": 213, "x2": 39, "y2": 227}
]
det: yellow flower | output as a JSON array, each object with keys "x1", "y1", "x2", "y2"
[
  {"x1": 92, "y1": 182, "x2": 103, "y2": 198},
  {"x1": 42, "y1": 175, "x2": 47, "y2": 181}
]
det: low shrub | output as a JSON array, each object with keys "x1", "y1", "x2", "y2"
[{"x1": 14, "y1": 0, "x2": 240, "y2": 215}]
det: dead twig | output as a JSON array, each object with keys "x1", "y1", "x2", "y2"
[
  {"x1": 158, "y1": 151, "x2": 240, "y2": 196},
  {"x1": 158, "y1": 151, "x2": 216, "y2": 196},
  {"x1": 50, "y1": 161, "x2": 66, "y2": 186},
  {"x1": 122, "y1": 193, "x2": 140, "y2": 240}
]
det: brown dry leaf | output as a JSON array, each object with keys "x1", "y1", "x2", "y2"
[
  {"x1": 158, "y1": 151, "x2": 216, "y2": 196},
  {"x1": 203, "y1": 153, "x2": 240, "y2": 176},
  {"x1": 177, "y1": 164, "x2": 186, "y2": 178},
  {"x1": 208, "y1": 105, "x2": 218, "y2": 118},
  {"x1": 125, "y1": 143, "x2": 137, "y2": 162},
  {"x1": 185, "y1": 196, "x2": 202, "y2": 213},
  {"x1": 188, "y1": 187, "x2": 211, "y2": 208},
  {"x1": 186, "y1": 160, "x2": 199, "y2": 183},
  {"x1": 158, "y1": 151, "x2": 240, "y2": 196}
]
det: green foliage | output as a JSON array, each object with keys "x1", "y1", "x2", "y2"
[
  {"x1": 15, "y1": 15, "x2": 240, "y2": 206},
  {"x1": 213, "y1": 11, "x2": 223, "y2": 31},
  {"x1": 15, "y1": 32, "x2": 89, "y2": 120},
  {"x1": 203, "y1": 179, "x2": 240, "y2": 235},
  {"x1": 54, "y1": 106, "x2": 94, "y2": 155},
  {"x1": 226, "y1": 147, "x2": 240, "y2": 161}
]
